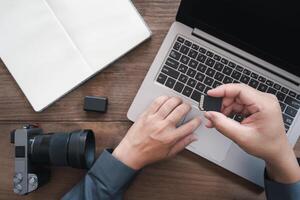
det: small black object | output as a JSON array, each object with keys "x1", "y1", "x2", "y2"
[
  {"x1": 199, "y1": 95, "x2": 222, "y2": 112},
  {"x1": 84, "y1": 96, "x2": 108, "y2": 113}
]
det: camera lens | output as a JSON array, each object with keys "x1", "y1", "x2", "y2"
[{"x1": 29, "y1": 130, "x2": 95, "y2": 169}]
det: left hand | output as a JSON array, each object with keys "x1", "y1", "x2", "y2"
[{"x1": 113, "y1": 96, "x2": 201, "y2": 170}]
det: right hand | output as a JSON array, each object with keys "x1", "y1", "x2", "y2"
[{"x1": 204, "y1": 83, "x2": 300, "y2": 183}]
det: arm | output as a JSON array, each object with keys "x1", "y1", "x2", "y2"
[
  {"x1": 61, "y1": 149, "x2": 137, "y2": 200},
  {"x1": 62, "y1": 96, "x2": 201, "y2": 200},
  {"x1": 205, "y1": 84, "x2": 300, "y2": 200}
]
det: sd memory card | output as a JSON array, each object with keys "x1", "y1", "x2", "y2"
[{"x1": 199, "y1": 95, "x2": 222, "y2": 112}]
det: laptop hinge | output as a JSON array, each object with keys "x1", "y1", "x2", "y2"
[{"x1": 192, "y1": 28, "x2": 300, "y2": 86}]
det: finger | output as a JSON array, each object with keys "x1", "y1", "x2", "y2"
[
  {"x1": 172, "y1": 117, "x2": 201, "y2": 141},
  {"x1": 207, "y1": 83, "x2": 261, "y2": 107},
  {"x1": 143, "y1": 96, "x2": 170, "y2": 116},
  {"x1": 204, "y1": 111, "x2": 251, "y2": 144},
  {"x1": 156, "y1": 97, "x2": 182, "y2": 119},
  {"x1": 165, "y1": 103, "x2": 191, "y2": 124},
  {"x1": 168, "y1": 134, "x2": 197, "y2": 157}
]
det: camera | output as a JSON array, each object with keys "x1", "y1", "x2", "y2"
[{"x1": 10, "y1": 124, "x2": 95, "y2": 195}]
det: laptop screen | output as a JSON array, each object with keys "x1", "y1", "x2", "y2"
[{"x1": 176, "y1": 0, "x2": 300, "y2": 78}]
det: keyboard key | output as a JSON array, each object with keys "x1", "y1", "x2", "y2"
[
  {"x1": 257, "y1": 83, "x2": 268, "y2": 92},
  {"x1": 236, "y1": 65, "x2": 244, "y2": 72},
  {"x1": 258, "y1": 76, "x2": 266, "y2": 83},
  {"x1": 223, "y1": 66, "x2": 233, "y2": 76},
  {"x1": 191, "y1": 90, "x2": 202, "y2": 102},
  {"x1": 199, "y1": 47, "x2": 207, "y2": 54},
  {"x1": 188, "y1": 59, "x2": 198, "y2": 69},
  {"x1": 285, "y1": 96, "x2": 300, "y2": 109},
  {"x1": 182, "y1": 86, "x2": 193, "y2": 97},
  {"x1": 178, "y1": 64, "x2": 188, "y2": 73},
  {"x1": 240, "y1": 75, "x2": 250, "y2": 84},
  {"x1": 223, "y1": 76, "x2": 233, "y2": 84},
  {"x1": 243, "y1": 69, "x2": 251, "y2": 75},
  {"x1": 267, "y1": 87, "x2": 277, "y2": 94},
  {"x1": 177, "y1": 36, "x2": 184, "y2": 43},
  {"x1": 174, "y1": 81, "x2": 184, "y2": 93},
  {"x1": 178, "y1": 74, "x2": 188, "y2": 83},
  {"x1": 266, "y1": 80, "x2": 274, "y2": 87},
  {"x1": 221, "y1": 58, "x2": 229, "y2": 65},
  {"x1": 234, "y1": 115, "x2": 244, "y2": 122},
  {"x1": 231, "y1": 70, "x2": 242, "y2": 80},
  {"x1": 205, "y1": 58, "x2": 215, "y2": 67},
  {"x1": 215, "y1": 72, "x2": 225, "y2": 82},
  {"x1": 197, "y1": 54, "x2": 207, "y2": 63},
  {"x1": 297, "y1": 95, "x2": 300, "y2": 101},
  {"x1": 197, "y1": 64, "x2": 207, "y2": 73},
  {"x1": 279, "y1": 102, "x2": 286, "y2": 111},
  {"x1": 276, "y1": 92, "x2": 286, "y2": 101},
  {"x1": 286, "y1": 106, "x2": 298, "y2": 117},
  {"x1": 184, "y1": 40, "x2": 192, "y2": 47},
  {"x1": 161, "y1": 66, "x2": 180, "y2": 79},
  {"x1": 285, "y1": 125, "x2": 290, "y2": 133},
  {"x1": 187, "y1": 78, "x2": 197, "y2": 87},
  {"x1": 204, "y1": 77, "x2": 214, "y2": 86},
  {"x1": 187, "y1": 68, "x2": 197, "y2": 78},
  {"x1": 204, "y1": 86, "x2": 212, "y2": 94},
  {"x1": 195, "y1": 72, "x2": 205, "y2": 82},
  {"x1": 188, "y1": 49, "x2": 198, "y2": 59},
  {"x1": 281, "y1": 87, "x2": 289, "y2": 94},
  {"x1": 165, "y1": 58, "x2": 179, "y2": 69},
  {"x1": 206, "y1": 51, "x2": 214, "y2": 57},
  {"x1": 249, "y1": 79, "x2": 259, "y2": 88},
  {"x1": 170, "y1": 50, "x2": 181, "y2": 60},
  {"x1": 250, "y1": 72, "x2": 258, "y2": 79},
  {"x1": 196, "y1": 82, "x2": 205, "y2": 92},
  {"x1": 213, "y1": 55, "x2": 221, "y2": 61},
  {"x1": 192, "y1": 44, "x2": 199, "y2": 50},
  {"x1": 180, "y1": 55, "x2": 190, "y2": 65},
  {"x1": 214, "y1": 62, "x2": 224, "y2": 71},
  {"x1": 179, "y1": 45, "x2": 190, "y2": 55},
  {"x1": 273, "y1": 83, "x2": 281, "y2": 90},
  {"x1": 283, "y1": 114, "x2": 293, "y2": 125},
  {"x1": 173, "y1": 42, "x2": 181, "y2": 50},
  {"x1": 228, "y1": 62, "x2": 236, "y2": 68},
  {"x1": 212, "y1": 81, "x2": 222, "y2": 88},
  {"x1": 165, "y1": 77, "x2": 176, "y2": 88},
  {"x1": 289, "y1": 91, "x2": 297, "y2": 98},
  {"x1": 205, "y1": 68, "x2": 216, "y2": 77},
  {"x1": 156, "y1": 73, "x2": 167, "y2": 84}
]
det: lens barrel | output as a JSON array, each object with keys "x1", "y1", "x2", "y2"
[{"x1": 29, "y1": 130, "x2": 95, "y2": 169}]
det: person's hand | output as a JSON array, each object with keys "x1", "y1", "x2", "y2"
[
  {"x1": 204, "y1": 83, "x2": 300, "y2": 183},
  {"x1": 113, "y1": 96, "x2": 201, "y2": 170}
]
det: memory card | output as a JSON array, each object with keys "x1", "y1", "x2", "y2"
[{"x1": 198, "y1": 95, "x2": 223, "y2": 112}]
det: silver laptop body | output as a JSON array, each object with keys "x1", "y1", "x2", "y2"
[{"x1": 128, "y1": 2, "x2": 300, "y2": 187}]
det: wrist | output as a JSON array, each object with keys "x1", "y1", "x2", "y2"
[
  {"x1": 265, "y1": 146, "x2": 300, "y2": 184},
  {"x1": 112, "y1": 139, "x2": 144, "y2": 170}
]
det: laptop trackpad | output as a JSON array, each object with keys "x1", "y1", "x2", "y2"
[{"x1": 183, "y1": 106, "x2": 232, "y2": 162}]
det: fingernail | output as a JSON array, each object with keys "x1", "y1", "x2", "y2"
[
  {"x1": 191, "y1": 134, "x2": 198, "y2": 141},
  {"x1": 204, "y1": 112, "x2": 211, "y2": 119}
]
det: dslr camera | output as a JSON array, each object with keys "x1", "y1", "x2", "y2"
[{"x1": 10, "y1": 124, "x2": 95, "y2": 195}]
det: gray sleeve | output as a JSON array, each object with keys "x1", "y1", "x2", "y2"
[
  {"x1": 61, "y1": 149, "x2": 138, "y2": 200},
  {"x1": 265, "y1": 159, "x2": 300, "y2": 200}
]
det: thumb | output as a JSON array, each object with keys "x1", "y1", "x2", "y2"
[{"x1": 204, "y1": 111, "x2": 251, "y2": 144}]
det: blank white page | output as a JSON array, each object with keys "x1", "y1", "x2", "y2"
[
  {"x1": 45, "y1": 0, "x2": 151, "y2": 72},
  {"x1": 0, "y1": 0, "x2": 93, "y2": 111}
]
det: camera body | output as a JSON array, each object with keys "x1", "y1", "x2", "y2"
[{"x1": 10, "y1": 125, "x2": 95, "y2": 195}]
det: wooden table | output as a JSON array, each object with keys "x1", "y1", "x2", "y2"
[{"x1": 1, "y1": 1, "x2": 300, "y2": 199}]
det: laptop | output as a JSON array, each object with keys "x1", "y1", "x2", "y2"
[
  {"x1": 128, "y1": 0, "x2": 300, "y2": 187},
  {"x1": 0, "y1": 0, "x2": 151, "y2": 112}
]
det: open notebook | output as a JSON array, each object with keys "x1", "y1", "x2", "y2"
[{"x1": 0, "y1": 0, "x2": 151, "y2": 111}]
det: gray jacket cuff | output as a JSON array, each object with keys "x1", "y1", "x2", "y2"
[
  {"x1": 264, "y1": 159, "x2": 300, "y2": 200},
  {"x1": 88, "y1": 149, "x2": 138, "y2": 194}
]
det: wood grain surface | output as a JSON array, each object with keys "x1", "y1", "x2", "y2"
[{"x1": 1, "y1": 0, "x2": 299, "y2": 199}]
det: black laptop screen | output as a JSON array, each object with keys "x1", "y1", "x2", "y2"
[{"x1": 176, "y1": 0, "x2": 300, "y2": 77}]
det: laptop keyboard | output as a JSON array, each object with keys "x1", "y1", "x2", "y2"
[{"x1": 156, "y1": 35, "x2": 300, "y2": 133}]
